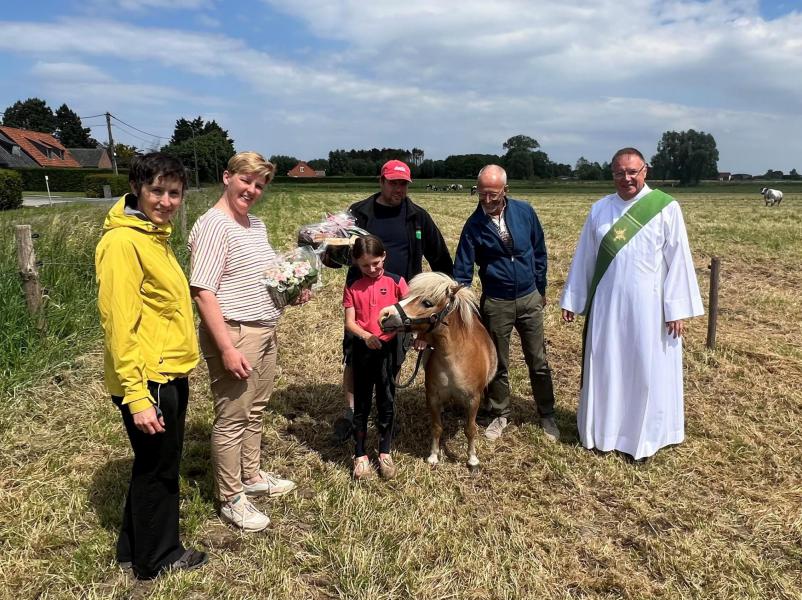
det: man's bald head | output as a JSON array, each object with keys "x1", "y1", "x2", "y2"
[
  {"x1": 477, "y1": 164, "x2": 508, "y2": 188},
  {"x1": 476, "y1": 164, "x2": 508, "y2": 216}
]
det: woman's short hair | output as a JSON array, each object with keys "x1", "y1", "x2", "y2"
[
  {"x1": 352, "y1": 234, "x2": 386, "y2": 260},
  {"x1": 129, "y1": 153, "x2": 187, "y2": 195},
  {"x1": 226, "y1": 151, "x2": 276, "y2": 183}
]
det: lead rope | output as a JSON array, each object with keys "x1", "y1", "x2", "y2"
[{"x1": 395, "y1": 346, "x2": 432, "y2": 389}]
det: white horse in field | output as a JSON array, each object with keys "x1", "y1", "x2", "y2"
[{"x1": 760, "y1": 187, "x2": 783, "y2": 206}]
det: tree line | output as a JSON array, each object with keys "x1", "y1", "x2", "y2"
[{"x1": 3, "y1": 97, "x2": 799, "y2": 185}]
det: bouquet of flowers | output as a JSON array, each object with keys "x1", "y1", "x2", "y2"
[
  {"x1": 297, "y1": 210, "x2": 369, "y2": 267},
  {"x1": 262, "y1": 246, "x2": 321, "y2": 309}
]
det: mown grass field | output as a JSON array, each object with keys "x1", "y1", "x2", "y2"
[{"x1": 0, "y1": 181, "x2": 800, "y2": 599}]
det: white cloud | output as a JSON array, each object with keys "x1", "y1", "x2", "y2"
[
  {"x1": 31, "y1": 61, "x2": 111, "y2": 82},
  {"x1": 92, "y1": 0, "x2": 214, "y2": 11},
  {"x1": 1, "y1": 1, "x2": 801, "y2": 172}
]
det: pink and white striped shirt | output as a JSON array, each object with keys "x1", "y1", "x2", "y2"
[{"x1": 188, "y1": 208, "x2": 281, "y2": 324}]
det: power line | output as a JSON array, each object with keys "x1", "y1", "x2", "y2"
[
  {"x1": 78, "y1": 113, "x2": 106, "y2": 120},
  {"x1": 109, "y1": 113, "x2": 169, "y2": 140},
  {"x1": 111, "y1": 124, "x2": 153, "y2": 145}
]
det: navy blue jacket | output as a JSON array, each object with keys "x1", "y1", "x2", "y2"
[{"x1": 453, "y1": 197, "x2": 547, "y2": 300}]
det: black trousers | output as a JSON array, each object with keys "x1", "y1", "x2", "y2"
[
  {"x1": 352, "y1": 339, "x2": 398, "y2": 456},
  {"x1": 112, "y1": 378, "x2": 188, "y2": 579}
]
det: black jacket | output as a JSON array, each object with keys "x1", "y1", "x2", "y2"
[{"x1": 332, "y1": 192, "x2": 453, "y2": 284}]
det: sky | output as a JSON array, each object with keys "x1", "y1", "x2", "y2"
[{"x1": 1, "y1": 0, "x2": 800, "y2": 174}]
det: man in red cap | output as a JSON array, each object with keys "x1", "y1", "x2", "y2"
[{"x1": 327, "y1": 159, "x2": 453, "y2": 443}]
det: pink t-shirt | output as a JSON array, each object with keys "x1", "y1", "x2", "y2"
[{"x1": 343, "y1": 272, "x2": 408, "y2": 342}]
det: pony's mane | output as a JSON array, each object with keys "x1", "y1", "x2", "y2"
[{"x1": 406, "y1": 272, "x2": 479, "y2": 327}]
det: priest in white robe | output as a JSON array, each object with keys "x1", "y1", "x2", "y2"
[{"x1": 560, "y1": 148, "x2": 704, "y2": 460}]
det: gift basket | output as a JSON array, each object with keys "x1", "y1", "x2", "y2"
[
  {"x1": 262, "y1": 246, "x2": 321, "y2": 309},
  {"x1": 297, "y1": 210, "x2": 369, "y2": 267}
]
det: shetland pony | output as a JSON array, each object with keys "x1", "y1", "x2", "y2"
[{"x1": 379, "y1": 272, "x2": 496, "y2": 471}]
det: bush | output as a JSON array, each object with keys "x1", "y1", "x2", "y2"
[
  {"x1": 14, "y1": 168, "x2": 127, "y2": 192},
  {"x1": 0, "y1": 169, "x2": 23, "y2": 210},
  {"x1": 271, "y1": 175, "x2": 375, "y2": 185},
  {"x1": 85, "y1": 174, "x2": 130, "y2": 198}
]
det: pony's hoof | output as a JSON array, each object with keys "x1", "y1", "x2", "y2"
[
  {"x1": 467, "y1": 459, "x2": 480, "y2": 474},
  {"x1": 426, "y1": 455, "x2": 440, "y2": 467}
]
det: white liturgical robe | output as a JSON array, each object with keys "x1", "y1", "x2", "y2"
[{"x1": 560, "y1": 185, "x2": 704, "y2": 459}]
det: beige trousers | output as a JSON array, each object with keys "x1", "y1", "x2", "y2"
[{"x1": 199, "y1": 321, "x2": 278, "y2": 501}]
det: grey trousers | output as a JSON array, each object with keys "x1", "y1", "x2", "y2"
[{"x1": 481, "y1": 289, "x2": 555, "y2": 419}]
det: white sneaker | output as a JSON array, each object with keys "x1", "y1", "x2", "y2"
[
  {"x1": 484, "y1": 416, "x2": 508, "y2": 441},
  {"x1": 242, "y1": 470, "x2": 296, "y2": 497},
  {"x1": 220, "y1": 494, "x2": 270, "y2": 531}
]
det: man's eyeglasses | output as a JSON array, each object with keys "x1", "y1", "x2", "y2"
[
  {"x1": 477, "y1": 189, "x2": 505, "y2": 201},
  {"x1": 612, "y1": 164, "x2": 647, "y2": 180}
]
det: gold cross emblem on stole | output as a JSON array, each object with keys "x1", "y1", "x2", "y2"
[{"x1": 613, "y1": 228, "x2": 626, "y2": 242}]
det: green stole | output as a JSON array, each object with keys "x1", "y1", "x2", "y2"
[{"x1": 580, "y1": 188, "x2": 675, "y2": 387}]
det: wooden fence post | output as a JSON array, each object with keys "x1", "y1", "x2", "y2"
[
  {"x1": 15, "y1": 224, "x2": 46, "y2": 331},
  {"x1": 706, "y1": 256, "x2": 720, "y2": 350}
]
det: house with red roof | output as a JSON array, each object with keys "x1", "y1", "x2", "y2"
[
  {"x1": 0, "y1": 125, "x2": 81, "y2": 168},
  {"x1": 287, "y1": 160, "x2": 321, "y2": 178}
]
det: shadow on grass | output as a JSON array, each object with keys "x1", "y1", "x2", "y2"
[
  {"x1": 88, "y1": 457, "x2": 129, "y2": 533},
  {"x1": 270, "y1": 382, "x2": 580, "y2": 470},
  {"x1": 89, "y1": 419, "x2": 217, "y2": 532}
]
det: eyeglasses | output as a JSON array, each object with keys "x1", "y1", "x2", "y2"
[
  {"x1": 612, "y1": 164, "x2": 647, "y2": 180},
  {"x1": 476, "y1": 189, "x2": 505, "y2": 201}
]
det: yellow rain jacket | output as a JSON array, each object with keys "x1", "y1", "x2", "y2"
[{"x1": 95, "y1": 195, "x2": 199, "y2": 414}]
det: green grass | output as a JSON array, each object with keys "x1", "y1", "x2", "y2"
[{"x1": 0, "y1": 184, "x2": 800, "y2": 598}]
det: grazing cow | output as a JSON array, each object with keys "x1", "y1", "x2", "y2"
[
  {"x1": 760, "y1": 187, "x2": 783, "y2": 206},
  {"x1": 470, "y1": 185, "x2": 477, "y2": 195}
]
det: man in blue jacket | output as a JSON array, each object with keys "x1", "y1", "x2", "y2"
[{"x1": 454, "y1": 164, "x2": 559, "y2": 442}]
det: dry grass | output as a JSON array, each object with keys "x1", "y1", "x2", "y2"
[{"x1": 0, "y1": 186, "x2": 800, "y2": 599}]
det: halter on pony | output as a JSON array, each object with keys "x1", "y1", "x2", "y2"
[
  {"x1": 384, "y1": 283, "x2": 463, "y2": 334},
  {"x1": 385, "y1": 284, "x2": 464, "y2": 388}
]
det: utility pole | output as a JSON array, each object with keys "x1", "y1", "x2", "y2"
[
  {"x1": 190, "y1": 125, "x2": 200, "y2": 190},
  {"x1": 212, "y1": 144, "x2": 219, "y2": 182},
  {"x1": 105, "y1": 112, "x2": 118, "y2": 175}
]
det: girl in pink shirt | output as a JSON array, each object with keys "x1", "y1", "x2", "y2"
[{"x1": 343, "y1": 235, "x2": 408, "y2": 479}]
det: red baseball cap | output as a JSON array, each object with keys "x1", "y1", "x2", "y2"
[{"x1": 381, "y1": 160, "x2": 412, "y2": 182}]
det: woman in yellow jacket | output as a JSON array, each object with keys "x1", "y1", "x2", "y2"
[{"x1": 95, "y1": 153, "x2": 207, "y2": 580}]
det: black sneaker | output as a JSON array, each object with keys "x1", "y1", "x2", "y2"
[
  {"x1": 135, "y1": 548, "x2": 209, "y2": 580},
  {"x1": 167, "y1": 548, "x2": 209, "y2": 573},
  {"x1": 331, "y1": 416, "x2": 353, "y2": 444}
]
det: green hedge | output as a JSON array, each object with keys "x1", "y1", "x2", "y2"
[
  {"x1": 0, "y1": 169, "x2": 23, "y2": 210},
  {"x1": 14, "y1": 167, "x2": 127, "y2": 192},
  {"x1": 85, "y1": 174, "x2": 130, "y2": 198},
  {"x1": 271, "y1": 175, "x2": 375, "y2": 184}
]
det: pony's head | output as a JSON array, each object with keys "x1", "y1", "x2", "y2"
[{"x1": 379, "y1": 272, "x2": 479, "y2": 333}]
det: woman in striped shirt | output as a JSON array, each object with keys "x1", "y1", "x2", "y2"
[{"x1": 189, "y1": 152, "x2": 296, "y2": 532}]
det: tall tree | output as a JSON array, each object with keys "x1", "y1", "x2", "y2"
[
  {"x1": 161, "y1": 118, "x2": 235, "y2": 183},
  {"x1": 54, "y1": 104, "x2": 95, "y2": 147},
  {"x1": 307, "y1": 158, "x2": 329, "y2": 172},
  {"x1": 503, "y1": 150, "x2": 534, "y2": 179},
  {"x1": 574, "y1": 156, "x2": 603, "y2": 180},
  {"x1": 502, "y1": 134, "x2": 540, "y2": 153},
  {"x1": 327, "y1": 150, "x2": 349, "y2": 176},
  {"x1": 2, "y1": 98, "x2": 56, "y2": 133},
  {"x1": 651, "y1": 129, "x2": 719, "y2": 185}
]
